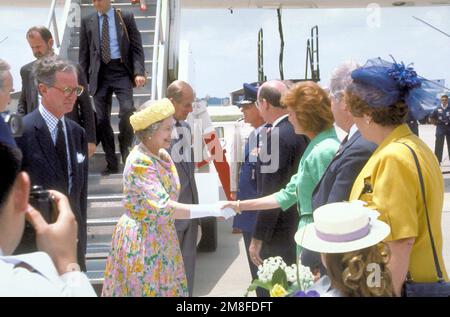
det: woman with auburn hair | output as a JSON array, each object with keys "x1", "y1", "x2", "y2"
[
  {"x1": 296, "y1": 201, "x2": 394, "y2": 297},
  {"x1": 346, "y1": 57, "x2": 449, "y2": 296},
  {"x1": 223, "y1": 81, "x2": 340, "y2": 255}
]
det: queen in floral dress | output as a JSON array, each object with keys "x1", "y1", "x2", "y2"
[{"x1": 102, "y1": 98, "x2": 188, "y2": 297}]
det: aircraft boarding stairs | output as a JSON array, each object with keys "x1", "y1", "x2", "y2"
[{"x1": 66, "y1": 0, "x2": 160, "y2": 292}]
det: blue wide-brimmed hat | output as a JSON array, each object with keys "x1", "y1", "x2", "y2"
[
  {"x1": 237, "y1": 83, "x2": 258, "y2": 107},
  {"x1": 348, "y1": 56, "x2": 447, "y2": 120}
]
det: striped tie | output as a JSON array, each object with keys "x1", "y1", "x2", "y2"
[{"x1": 101, "y1": 14, "x2": 111, "y2": 64}]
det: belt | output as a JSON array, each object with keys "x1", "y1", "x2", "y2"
[{"x1": 102, "y1": 58, "x2": 122, "y2": 65}]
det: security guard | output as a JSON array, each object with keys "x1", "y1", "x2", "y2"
[
  {"x1": 230, "y1": 83, "x2": 265, "y2": 284},
  {"x1": 432, "y1": 94, "x2": 450, "y2": 165}
]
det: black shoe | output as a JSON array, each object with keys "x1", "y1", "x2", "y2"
[
  {"x1": 120, "y1": 145, "x2": 130, "y2": 164},
  {"x1": 121, "y1": 151, "x2": 129, "y2": 165},
  {"x1": 101, "y1": 166, "x2": 119, "y2": 176}
]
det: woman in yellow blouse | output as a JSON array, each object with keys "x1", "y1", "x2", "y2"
[{"x1": 346, "y1": 57, "x2": 449, "y2": 296}]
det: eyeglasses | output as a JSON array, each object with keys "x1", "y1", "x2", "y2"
[{"x1": 51, "y1": 85, "x2": 84, "y2": 97}]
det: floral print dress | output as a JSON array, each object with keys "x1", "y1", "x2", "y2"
[{"x1": 102, "y1": 144, "x2": 188, "y2": 297}]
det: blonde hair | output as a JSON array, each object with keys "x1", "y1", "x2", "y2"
[{"x1": 324, "y1": 243, "x2": 394, "y2": 297}]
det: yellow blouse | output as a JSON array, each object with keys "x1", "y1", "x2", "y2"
[{"x1": 349, "y1": 124, "x2": 448, "y2": 282}]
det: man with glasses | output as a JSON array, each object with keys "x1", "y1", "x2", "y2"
[
  {"x1": 14, "y1": 56, "x2": 89, "y2": 271},
  {"x1": 18, "y1": 26, "x2": 97, "y2": 159}
]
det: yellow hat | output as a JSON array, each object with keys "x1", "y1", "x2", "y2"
[{"x1": 130, "y1": 98, "x2": 175, "y2": 132}]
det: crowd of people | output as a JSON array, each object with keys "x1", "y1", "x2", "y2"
[{"x1": 1, "y1": 0, "x2": 449, "y2": 298}]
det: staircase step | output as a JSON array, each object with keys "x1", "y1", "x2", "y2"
[
  {"x1": 88, "y1": 173, "x2": 123, "y2": 195},
  {"x1": 86, "y1": 258, "x2": 107, "y2": 284},
  {"x1": 87, "y1": 194, "x2": 124, "y2": 219},
  {"x1": 88, "y1": 152, "x2": 125, "y2": 174}
]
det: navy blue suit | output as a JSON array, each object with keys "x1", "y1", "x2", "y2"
[
  {"x1": 15, "y1": 109, "x2": 88, "y2": 270},
  {"x1": 254, "y1": 117, "x2": 309, "y2": 266},
  {"x1": 311, "y1": 130, "x2": 377, "y2": 210},
  {"x1": 431, "y1": 105, "x2": 450, "y2": 163},
  {"x1": 232, "y1": 128, "x2": 260, "y2": 284},
  {"x1": 303, "y1": 130, "x2": 376, "y2": 274}
]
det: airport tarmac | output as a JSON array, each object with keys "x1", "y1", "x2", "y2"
[{"x1": 193, "y1": 124, "x2": 450, "y2": 297}]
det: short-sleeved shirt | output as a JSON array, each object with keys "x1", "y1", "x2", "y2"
[
  {"x1": 274, "y1": 127, "x2": 340, "y2": 230},
  {"x1": 349, "y1": 124, "x2": 448, "y2": 282}
]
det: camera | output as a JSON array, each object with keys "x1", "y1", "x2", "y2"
[
  {"x1": 1, "y1": 111, "x2": 23, "y2": 137},
  {"x1": 29, "y1": 185, "x2": 57, "y2": 224},
  {"x1": 15, "y1": 186, "x2": 57, "y2": 254}
]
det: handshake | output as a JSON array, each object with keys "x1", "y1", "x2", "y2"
[{"x1": 189, "y1": 202, "x2": 238, "y2": 220}]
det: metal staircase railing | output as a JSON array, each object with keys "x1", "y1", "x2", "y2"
[{"x1": 47, "y1": 0, "x2": 73, "y2": 55}]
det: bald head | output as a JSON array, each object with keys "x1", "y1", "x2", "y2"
[
  {"x1": 257, "y1": 80, "x2": 287, "y2": 109},
  {"x1": 166, "y1": 80, "x2": 195, "y2": 121}
]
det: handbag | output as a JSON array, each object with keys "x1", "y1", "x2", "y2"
[{"x1": 400, "y1": 142, "x2": 450, "y2": 297}]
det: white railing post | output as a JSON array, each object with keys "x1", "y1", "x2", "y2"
[
  {"x1": 151, "y1": 0, "x2": 162, "y2": 100},
  {"x1": 47, "y1": 0, "x2": 60, "y2": 50}
]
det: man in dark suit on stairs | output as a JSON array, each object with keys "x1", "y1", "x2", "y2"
[
  {"x1": 79, "y1": 0, "x2": 146, "y2": 175},
  {"x1": 18, "y1": 26, "x2": 97, "y2": 159},
  {"x1": 15, "y1": 57, "x2": 89, "y2": 271}
]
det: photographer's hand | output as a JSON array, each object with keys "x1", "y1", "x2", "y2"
[{"x1": 26, "y1": 190, "x2": 78, "y2": 276}]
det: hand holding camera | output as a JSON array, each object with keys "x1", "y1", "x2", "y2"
[{"x1": 26, "y1": 190, "x2": 79, "y2": 275}]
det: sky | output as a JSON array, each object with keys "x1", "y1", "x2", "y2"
[
  {"x1": 1, "y1": 4, "x2": 449, "y2": 99},
  {"x1": 0, "y1": 5, "x2": 54, "y2": 94},
  {"x1": 180, "y1": 6, "x2": 450, "y2": 97}
]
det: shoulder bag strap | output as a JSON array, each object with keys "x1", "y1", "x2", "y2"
[
  {"x1": 116, "y1": 9, "x2": 130, "y2": 42},
  {"x1": 399, "y1": 142, "x2": 444, "y2": 282}
]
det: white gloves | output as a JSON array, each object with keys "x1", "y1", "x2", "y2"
[{"x1": 189, "y1": 203, "x2": 236, "y2": 220}]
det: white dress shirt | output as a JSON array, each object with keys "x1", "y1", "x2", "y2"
[{"x1": 0, "y1": 249, "x2": 96, "y2": 297}]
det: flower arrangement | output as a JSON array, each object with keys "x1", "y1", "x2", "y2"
[{"x1": 245, "y1": 256, "x2": 319, "y2": 297}]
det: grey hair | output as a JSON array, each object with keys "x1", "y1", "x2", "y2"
[
  {"x1": 0, "y1": 59, "x2": 11, "y2": 89},
  {"x1": 134, "y1": 99, "x2": 165, "y2": 141},
  {"x1": 329, "y1": 61, "x2": 360, "y2": 101},
  {"x1": 135, "y1": 121, "x2": 163, "y2": 142},
  {"x1": 32, "y1": 56, "x2": 77, "y2": 91}
]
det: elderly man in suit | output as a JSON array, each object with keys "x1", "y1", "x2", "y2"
[
  {"x1": 252, "y1": 80, "x2": 309, "y2": 296},
  {"x1": 14, "y1": 56, "x2": 89, "y2": 271},
  {"x1": 303, "y1": 61, "x2": 377, "y2": 276},
  {"x1": 18, "y1": 26, "x2": 96, "y2": 158},
  {"x1": 167, "y1": 80, "x2": 199, "y2": 297},
  {"x1": 79, "y1": 0, "x2": 145, "y2": 175}
]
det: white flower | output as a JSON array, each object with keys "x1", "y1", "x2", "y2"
[{"x1": 256, "y1": 256, "x2": 288, "y2": 282}]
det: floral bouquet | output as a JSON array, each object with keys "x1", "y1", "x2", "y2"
[{"x1": 245, "y1": 256, "x2": 319, "y2": 297}]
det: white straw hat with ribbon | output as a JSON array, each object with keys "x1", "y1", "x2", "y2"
[{"x1": 295, "y1": 201, "x2": 390, "y2": 253}]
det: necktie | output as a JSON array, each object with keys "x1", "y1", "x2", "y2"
[
  {"x1": 341, "y1": 135, "x2": 349, "y2": 147},
  {"x1": 175, "y1": 121, "x2": 184, "y2": 155},
  {"x1": 336, "y1": 135, "x2": 349, "y2": 155},
  {"x1": 101, "y1": 14, "x2": 111, "y2": 64},
  {"x1": 56, "y1": 120, "x2": 69, "y2": 192}
]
